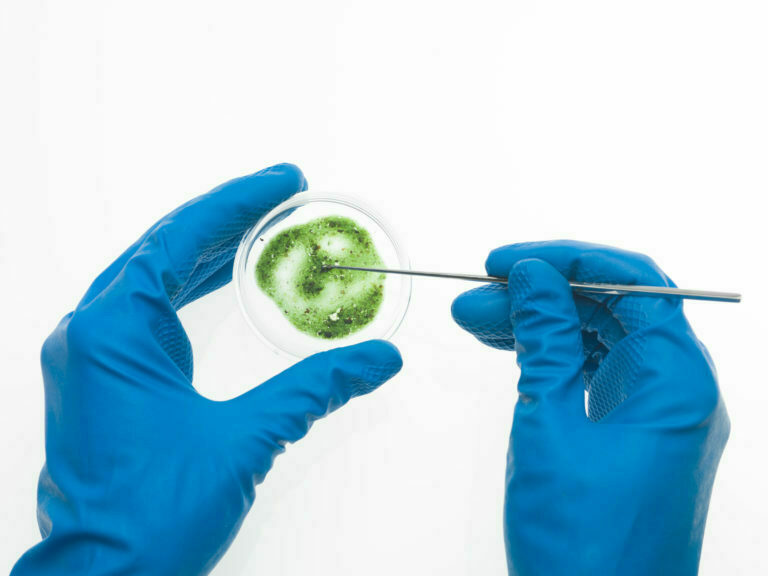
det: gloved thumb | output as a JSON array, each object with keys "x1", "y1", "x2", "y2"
[
  {"x1": 509, "y1": 259, "x2": 585, "y2": 419},
  {"x1": 226, "y1": 340, "x2": 402, "y2": 470}
]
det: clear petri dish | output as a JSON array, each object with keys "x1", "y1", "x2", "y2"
[{"x1": 234, "y1": 192, "x2": 411, "y2": 359}]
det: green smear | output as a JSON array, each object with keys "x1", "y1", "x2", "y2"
[{"x1": 255, "y1": 215, "x2": 385, "y2": 339}]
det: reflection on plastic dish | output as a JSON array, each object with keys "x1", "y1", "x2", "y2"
[{"x1": 234, "y1": 192, "x2": 411, "y2": 359}]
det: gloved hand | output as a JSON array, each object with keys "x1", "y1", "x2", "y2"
[
  {"x1": 451, "y1": 241, "x2": 729, "y2": 575},
  {"x1": 12, "y1": 164, "x2": 403, "y2": 575}
]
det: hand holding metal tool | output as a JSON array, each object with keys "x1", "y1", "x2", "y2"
[{"x1": 450, "y1": 240, "x2": 731, "y2": 575}]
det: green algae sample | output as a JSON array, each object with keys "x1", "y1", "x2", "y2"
[{"x1": 255, "y1": 215, "x2": 386, "y2": 339}]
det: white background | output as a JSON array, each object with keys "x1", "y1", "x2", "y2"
[{"x1": 1, "y1": 1, "x2": 766, "y2": 574}]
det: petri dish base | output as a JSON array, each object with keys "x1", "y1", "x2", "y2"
[{"x1": 234, "y1": 192, "x2": 411, "y2": 359}]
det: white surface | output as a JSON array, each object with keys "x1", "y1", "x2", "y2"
[{"x1": 1, "y1": 1, "x2": 766, "y2": 574}]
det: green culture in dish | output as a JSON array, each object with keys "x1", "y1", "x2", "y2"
[{"x1": 255, "y1": 215, "x2": 386, "y2": 339}]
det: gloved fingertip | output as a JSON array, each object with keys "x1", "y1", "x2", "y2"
[
  {"x1": 353, "y1": 340, "x2": 403, "y2": 374},
  {"x1": 362, "y1": 340, "x2": 404, "y2": 387},
  {"x1": 451, "y1": 285, "x2": 517, "y2": 350},
  {"x1": 508, "y1": 258, "x2": 573, "y2": 316},
  {"x1": 484, "y1": 245, "x2": 507, "y2": 274},
  {"x1": 451, "y1": 290, "x2": 476, "y2": 326},
  {"x1": 326, "y1": 339, "x2": 403, "y2": 392},
  {"x1": 451, "y1": 284, "x2": 506, "y2": 324},
  {"x1": 251, "y1": 162, "x2": 307, "y2": 192},
  {"x1": 485, "y1": 243, "x2": 534, "y2": 276},
  {"x1": 339, "y1": 338, "x2": 402, "y2": 364}
]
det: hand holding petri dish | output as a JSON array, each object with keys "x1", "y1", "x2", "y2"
[{"x1": 234, "y1": 193, "x2": 411, "y2": 359}]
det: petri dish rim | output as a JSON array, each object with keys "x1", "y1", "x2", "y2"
[{"x1": 233, "y1": 191, "x2": 411, "y2": 359}]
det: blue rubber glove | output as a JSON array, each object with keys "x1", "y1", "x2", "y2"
[
  {"x1": 452, "y1": 241, "x2": 729, "y2": 575},
  {"x1": 12, "y1": 164, "x2": 403, "y2": 575}
]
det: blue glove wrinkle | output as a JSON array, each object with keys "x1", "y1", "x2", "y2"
[
  {"x1": 586, "y1": 331, "x2": 646, "y2": 421},
  {"x1": 168, "y1": 235, "x2": 241, "y2": 310},
  {"x1": 154, "y1": 310, "x2": 194, "y2": 380},
  {"x1": 574, "y1": 294, "x2": 625, "y2": 374}
]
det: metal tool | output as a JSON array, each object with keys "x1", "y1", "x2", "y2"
[{"x1": 324, "y1": 265, "x2": 741, "y2": 303}]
